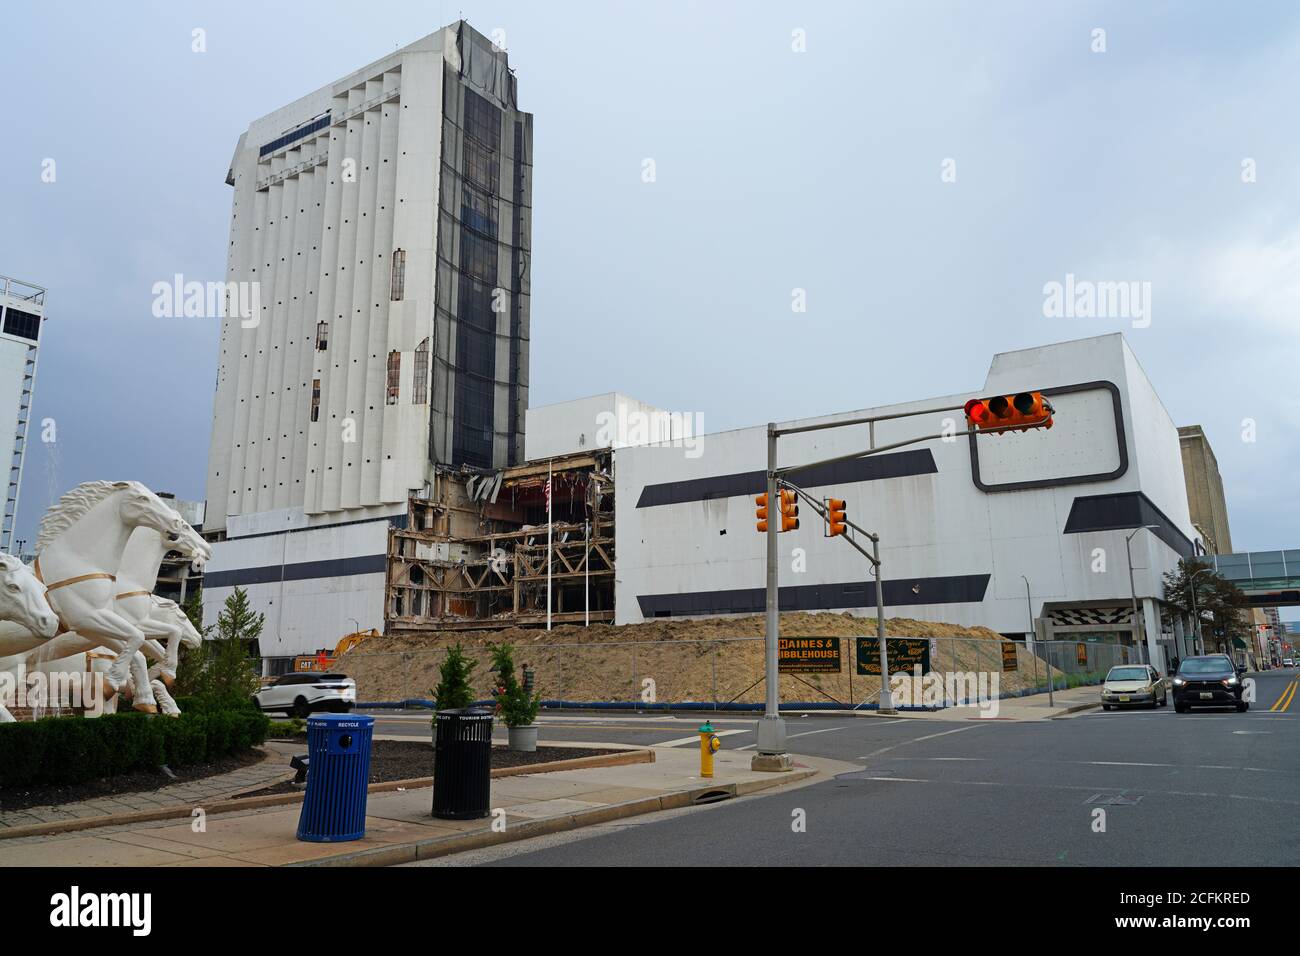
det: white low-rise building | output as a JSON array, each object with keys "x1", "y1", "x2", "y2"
[{"x1": 593, "y1": 333, "x2": 1198, "y2": 670}]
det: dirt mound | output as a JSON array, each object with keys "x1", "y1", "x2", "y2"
[{"x1": 342, "y1": 613, "x2": 1059, "y2": 706}]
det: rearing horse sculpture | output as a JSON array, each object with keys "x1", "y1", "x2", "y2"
[
  {"x1": 31, "y1": 481, "x2": 185, "y2": 713},
  {"x1": 27, "y1": 523, "x2": 211, "y2": 708}
]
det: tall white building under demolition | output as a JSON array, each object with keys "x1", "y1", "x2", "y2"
[
  {"x1": 204, "y1": 22, "x2": 532, "y2": 655},
  {"x1": 0, "y1": 275, "x2": 44, "y2": 554}
]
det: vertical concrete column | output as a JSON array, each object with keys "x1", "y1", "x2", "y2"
[{"x1": 1142, "y1": 598, "x2": 1163, "y2": 672}]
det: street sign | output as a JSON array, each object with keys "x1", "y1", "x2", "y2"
[
  {"x1": 779, "y1": 637, "x2": 842, "y2": 674},
  {"x1": 1001, "y1": 641, "x2": 1018, "y2": 672},
  {"x1": 857, "y1": 637, "x2": 930, "y2": 676}
]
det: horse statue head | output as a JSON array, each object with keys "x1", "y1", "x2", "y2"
[
  {"x1": 151, "y1": 597, "x2": 203, "y2": 650},
  {"x1": 169, "y1": 523, "x2": 212, "y2": 574},
  {"x1": 0, "y1": 554, "x2": 59, "y2": 639}
]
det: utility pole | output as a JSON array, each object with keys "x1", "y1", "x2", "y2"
[
  {"x1": 872, "y1": 534, "x2": 893, "y2": 713},
  {"x1": 754, "y1": 423, "x2": 792, "y2": 770},
  {"x1": 1023, "y1": 574, "x2": 1050, "y2": 707}
]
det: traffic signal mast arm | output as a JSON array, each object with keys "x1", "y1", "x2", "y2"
[
  {"x1": 771, "y1": 392, "x2": 1053, "y2": 478},
  {"x1": 778, "y1": 480, "x2": 879, "y2": 568}
]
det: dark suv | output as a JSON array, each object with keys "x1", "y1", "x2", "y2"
[{"x1": 1171, "y1": 655, "x2": 1248, "y2": 713}]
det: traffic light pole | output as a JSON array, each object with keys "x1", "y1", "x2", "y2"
[
  {"x1": 754, "y1": 422, "x2": 793, "y2": 771},
  {"x1": 782, "y1": 480, "x2": 894, "y2": 714},
  {"x1": 752, "y1": 394, "x2": 1055, "y2": 770}
]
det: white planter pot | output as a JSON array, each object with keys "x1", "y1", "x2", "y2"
[{"x1": 507, "y1": 724, "x2": 538, "y2": 752}]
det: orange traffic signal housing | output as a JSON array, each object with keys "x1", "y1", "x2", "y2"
[
  {"x1": 755, "y1": 493, "x2": 769, "y2": 533},
  {"x1": 826, "y1": 498, "x2": 847, "y2": 537},
  {"x1": 964, "y1": 391, "x2": 1053, "y2": 433},
  {"x1": 778, "y1": 489, "x2": 799, "y2": 532}
]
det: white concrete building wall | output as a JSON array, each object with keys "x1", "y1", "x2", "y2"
[
  {"x1": 613, "y1": 334, "x2": 1196, "y2": 639},
  {"x1": 206, "y1": 22, "x2": 529, "y2": 535},
  {"x1": 524, "y1": 392, "x2": 678, "y2": 461},
  {"x1": 202, "y1": 514, "x2": 393, "y2": 658}
]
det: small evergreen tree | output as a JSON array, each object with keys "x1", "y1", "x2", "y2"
[
  {"x1": 181, "y1": 586, "x2": 203, "y2": 632},
  {"x1": 432, "y1": 643, "x2": 477, "y2": 711},
  {"x1": 175, "y1": 586, "x2": 264, "y2": 707},
  {"x1": 487, "y1": 642, "x2": 540, "y2": 728}
]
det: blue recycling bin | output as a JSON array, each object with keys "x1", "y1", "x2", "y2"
[{"x1": 296, "y1": 713, "x2": 374, "y2": 843}]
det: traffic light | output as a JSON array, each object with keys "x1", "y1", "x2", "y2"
[
  {"x1": 824, "y1": 498, "x2": 847, "y2": 537},
  {"x1": 755, "y1": 493, "x2": 769, "y2": 533},
  {"x1": 779, "y1": 489, "x2": 799, "y2": 532},
  {"x1": 964, "y1": 391, "x2": 1054, "y2": 433}
]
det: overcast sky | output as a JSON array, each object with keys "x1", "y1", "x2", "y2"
[{"x1": 3, "y1": 1, "x2": 1298, "y2": 614}]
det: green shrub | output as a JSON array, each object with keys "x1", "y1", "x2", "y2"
[
  {"x1": 0, "y1": 707, "x2": 271, "y2": 790},
  {"x1": 267, "y1": 718, "x2": 304, "y2": 738}
]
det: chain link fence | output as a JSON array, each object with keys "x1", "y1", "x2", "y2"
[{"x1": 334, "y1": 635, "x2": 1135, "y2": 711}]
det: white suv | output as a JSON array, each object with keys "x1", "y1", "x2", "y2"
[{"x1": 254, "y1": 673, "x2": 357, "y2": 717}]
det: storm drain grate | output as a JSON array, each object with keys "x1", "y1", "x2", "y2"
[{"x1": 691, "y1": 788, "x2": 735, "y2": 805}]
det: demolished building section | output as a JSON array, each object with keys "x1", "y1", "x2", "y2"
[{"x1": 386, "y1": 450, "x2": 615, "y2": 630}]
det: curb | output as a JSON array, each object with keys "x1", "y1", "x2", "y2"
[
  {"x1": 289, "y1": 766, "x2": 817, "y2": 867},
  {"x1": 0, "y1": 748, "x2": 654, "y2": 842},
  {"x1": 1047, "y1": 700, "x2": 1102, "y2": 718}
]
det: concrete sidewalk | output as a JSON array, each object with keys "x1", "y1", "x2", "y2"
[{"x1": 0, "y1": 747, "x2": 822, "y2": 867}]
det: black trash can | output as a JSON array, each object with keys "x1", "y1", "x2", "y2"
[
  {"x1": 432, "y1": 708, "x2": 493, "y2": 820},
  {"x1": 296, "y1": 713, "x2": 374, "y2": 842}
]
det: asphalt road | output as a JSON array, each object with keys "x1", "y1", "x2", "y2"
[{"x1": 404, "y1": 669, "x2": 1300, "y2": 866}]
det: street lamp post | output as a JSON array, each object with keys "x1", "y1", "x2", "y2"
[
  {"x1": 1125, "y1": 526, "x2": 1160, "y2": 666},
  {"x1": 1188, "y1": 567, "x2": 1214, "y2": 656}
]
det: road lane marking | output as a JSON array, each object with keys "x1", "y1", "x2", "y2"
[
  {"x1": 1088, "y1": 761, "x2": 1170, "y2": 767},
  {"x1": 857, "y1": 723, "x2": 983, "y2": 760},
  {"x1": 788, "y1": 726, "x2": 847, "y2": 739},
  {"x1": 1269, "y1": 681, "x2": 1297, "y2": 712},
  {"x1": 656, "y1": 729, "x2": 748, "y2": 748}
]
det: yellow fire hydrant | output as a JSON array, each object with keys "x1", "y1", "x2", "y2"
[{"x1": 699, "y1": 721, "x2": 722, "y2": 778}]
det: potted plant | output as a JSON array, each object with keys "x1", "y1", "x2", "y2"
[{"x1": 489, "y1": 642, "x2": 540, "y2": 751}]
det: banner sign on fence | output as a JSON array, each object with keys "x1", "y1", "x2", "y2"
[
  {"x1": 1001, "y1": 641, "x2": 1018, "y2": 672},
  {"x1": 1077, "y1": 642, "x2": 1089, "y2": 666},
  {"x1": 779, "y1": 637, "x2": 842, "y2": 673},
  {"x1": 856, "y1": 637, "x2": 931, "y2": 676}
]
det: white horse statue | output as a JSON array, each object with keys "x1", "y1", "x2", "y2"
[
  {"x1": 27, "y1": 482, "x2": 187, "y2": 712},
  {"x1": 83, "y1": 598, "x2": 203, "y2": 717},
  {"x1": 23, "y1": 523, "x2": 211, "y2": 711},
  {"x1": 0, "y1": 554, "x2": 62, "y2": 722}
]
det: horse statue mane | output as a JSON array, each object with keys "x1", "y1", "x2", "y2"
[{"x1": 36, "y1": 480, "x2": 140, "y2": 552}]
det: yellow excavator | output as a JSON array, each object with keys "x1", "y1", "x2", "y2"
[{"x1": 292, "y1": 629, "x2": 379, "y2": 673}]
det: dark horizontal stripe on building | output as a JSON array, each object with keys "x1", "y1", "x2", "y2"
[
  {"x1": 204, "y1": 554, "x2": 388, "y2": 589},
  {"x1": 1062, "y1": 491, "x2": 1194, "y2": 558},
  {"x1": 635, "y1": 449, "x2": 938, "y2": 509},
  {"x1": 637, "y1": 573, "x2": 990, "y2": 618}
]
